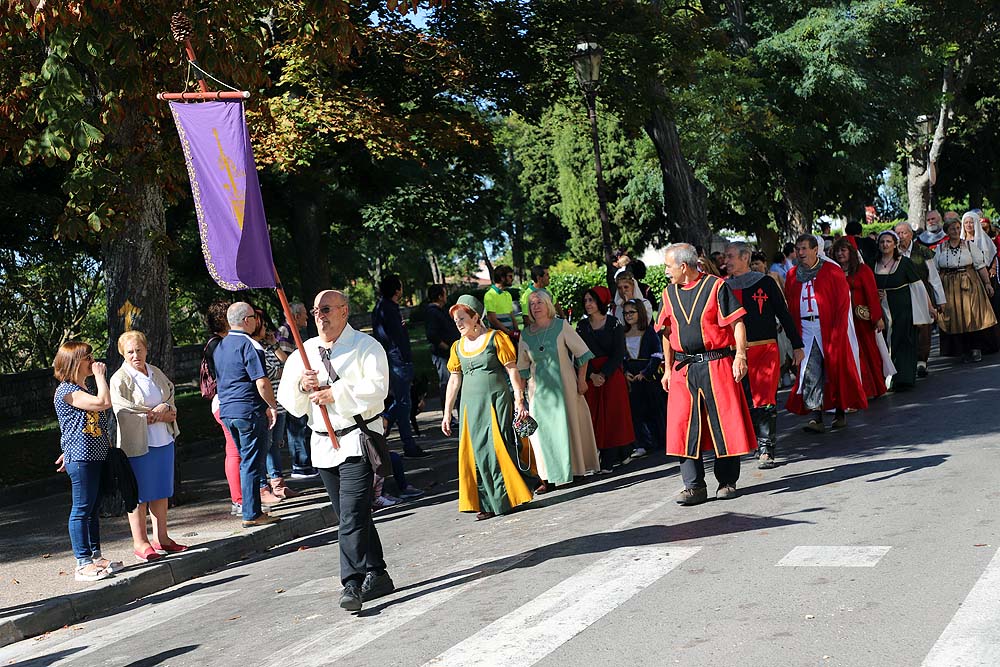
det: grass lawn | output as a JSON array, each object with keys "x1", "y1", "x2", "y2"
[{"x1": 1, "y1": 327, "x2": 438, "y2": 488}]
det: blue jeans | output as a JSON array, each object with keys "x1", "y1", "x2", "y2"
[
  {"x1": 383, "y1": 360, "x2": 418, "y2": 452},
  {"x1": 65, "y1": 460, "x2": 103, "y2": 566},
  {"x1": 265, "y1": 411, "x2": 287, "y2": 480},
  {"x1": 222, "y1": 416, "x2": 268, "y2": 521},
  {"x1": 285, "y1": 412, "x2": 313, "y2": 470}
]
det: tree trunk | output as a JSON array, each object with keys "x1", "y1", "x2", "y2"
[
  {"x1": 782, "y1": 181, "x2": 814, "y2": 238},
  {"x1": 906, "y1": 48, "x2": 978, "y2": 228},
  {"x1": 288, "y1": 195, "x2": 330, "y2": 306},
  {"x1": 643, "y1": 109, "x2": 711, "y2": 247},
  {"x1": 102, "y1": 179, "x2": 174, "y2": 377},
  {"x1": 426, "y1": 250, "x2": 443, "y2": 285}
]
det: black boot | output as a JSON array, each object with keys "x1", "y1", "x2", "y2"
[{"x1": 757, "y1": 406, "x2": 778, "y2": 469}]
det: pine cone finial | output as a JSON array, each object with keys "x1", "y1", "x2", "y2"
[{"x1": 170, "y1": 13, "x2": 193, "y2": 42}]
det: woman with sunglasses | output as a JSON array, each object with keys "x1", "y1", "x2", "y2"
[
  {"x1": 621, "y1": 298, "x2": 665, "y2": 460},
  {"x1": 53, "y1": 342, "x2": 124, "y2": 581}
]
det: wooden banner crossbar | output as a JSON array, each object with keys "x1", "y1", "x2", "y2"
[{"x1": 157, "y1": 91, "x2": 250, "y2": 101}]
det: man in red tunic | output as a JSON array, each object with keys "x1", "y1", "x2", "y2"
[
  {"x1": 657, "y1": 243, "x2": 756, "y2": 506},
  {"x1": 784, "y1": 234, "x2": 868, "y2": 432}
]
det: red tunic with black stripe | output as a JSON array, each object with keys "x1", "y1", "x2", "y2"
[{"x1": 655, "y1": 274, "x2": 757, "y2": 459}]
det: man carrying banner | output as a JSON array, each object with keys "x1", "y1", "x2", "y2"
[
  {"x1": 657, "y1": 244, "x2": 757, "y2": 505},
  {"x1": 278, "y1": 290, "x2": 394, "y2": 612}
]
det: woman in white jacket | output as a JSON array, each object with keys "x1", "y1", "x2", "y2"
[{"x1": 110, "y1": 331, "x2": 185, "y2": 563}]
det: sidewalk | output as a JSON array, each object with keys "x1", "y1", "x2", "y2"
[{"x1": 0, "y1": 408, "x2": 458, "y2": 648}]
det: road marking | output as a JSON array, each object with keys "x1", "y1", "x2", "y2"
[
  {"x1": 777, "y1": 546, "x2": 891, "y2": 567},
  {"x1": 422, "y1": 546, "x2": 700, "y2": 667},
  {"x1": 279, "y1": 553, "x2": 531, "y2": 667},
  {"x1": 0, "y1": 589, "x2": 238, "y2": 666},
  {"x1": 921, "y1": 546, "x2": 1000, "y2": 667}
]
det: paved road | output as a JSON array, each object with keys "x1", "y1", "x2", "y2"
[{"x1": 4, "y1": 353, "x2": 1000, "y2": 667}]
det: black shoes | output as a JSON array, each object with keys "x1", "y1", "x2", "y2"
[
  {"x1": 361, "y1": 571, "x2": 395, "y2": 602},
  {"x1": 404, "y1": 447, "x2": 432, "y2": 459},
  {"x1": 339, "y1": 581, "x2": 363, "y2": 612}
]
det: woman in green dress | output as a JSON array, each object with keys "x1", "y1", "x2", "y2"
[
  {"x1": 873, "y1": 230, "x2": 924, "y2": 390},
  {"x1": 441, "y1": 296, "x2": 534, "y2": 520},
  {"x1": 517, "y1": 290, "x2": 600, "y2": 493}
]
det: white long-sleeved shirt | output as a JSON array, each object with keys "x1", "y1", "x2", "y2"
[
  {"x1": 277, "y1": 324, "x2": 389, "y2": 468},
  {"x1": 901, "y1": 243, "x2": 946, "y2": 305}
]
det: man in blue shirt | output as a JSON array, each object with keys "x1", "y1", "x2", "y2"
[
  {"x1": 372, "y1": 275, "x2": 430, "y2": 458},
  {"x1": 424, "y1": 284, "x2": 460, "y2": 420},
  {"x1": 214, "y1": 302, "x2": 279, "y2": 526}
]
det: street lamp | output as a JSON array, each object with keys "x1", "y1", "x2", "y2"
[{"x1": 571, "y1": 39, "x2": 614, "y2": 266}]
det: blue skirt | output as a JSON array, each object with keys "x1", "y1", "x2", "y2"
[{"x1": 128, "y1": 441, "x2": 175, "y2": 503}]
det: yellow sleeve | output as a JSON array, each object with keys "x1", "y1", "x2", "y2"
[
  {"x1": 447, "y1": 341, "x2": 462, "y2": 373},
  {"x1": 494, "y1": 331, "x2": 517, "y2": 365}
]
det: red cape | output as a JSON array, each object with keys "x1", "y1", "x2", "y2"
[{"x1": 785, "y1": 261, "x2": 869, "y2": 414}]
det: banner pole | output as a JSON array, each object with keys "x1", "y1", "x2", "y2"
[
  {"x1": 166, "y1": 15, "x2": 341, "y2": 448},
  {"x1": 273, "y1": 267, "x2": 340, "y2": 448}
]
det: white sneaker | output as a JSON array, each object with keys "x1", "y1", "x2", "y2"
[{"x1": 631, "y1": 447, "x2": 648, "y2": 459}]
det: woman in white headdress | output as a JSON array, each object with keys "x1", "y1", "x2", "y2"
[{"x1": 936, "y1": 213, "x2": 998, "y2": 361}]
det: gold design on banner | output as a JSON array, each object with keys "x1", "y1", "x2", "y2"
[
  {"x1": 212, "y1": 128, "x2": 246, "y2": 230},
  {"x1": 117, "y1": 299, "x2": 142, "y2": 331},
  {"x1": 169, "y1": 104, "x2": 246, "y2": 290}
]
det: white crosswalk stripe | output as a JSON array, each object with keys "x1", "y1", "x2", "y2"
[
  {"x1": 277, "y1": 553, "x2": 531, "y2": 667},
  {"x1": 422, "y1": 545, "x2": 700, "y2": 667},
  {"x1": 0, "y1": 589, "x2": 238, "y2": 666},
  {"x1": 921, "y1": 546, "x2": 1000, "y2": 667},
  {"x1": 777, "y1": 545, "x2": 891, "y2": 567}
]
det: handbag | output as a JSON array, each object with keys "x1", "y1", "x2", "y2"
[
  {"x1": 513, "y1": 414, "x2": 538, "y2": 438},
  {"x1": 854, "y1": 304, "x2": 871, "y2": 321},
  {"x1": 350, "y1": 415, "x2": 392, "y2": 478}
]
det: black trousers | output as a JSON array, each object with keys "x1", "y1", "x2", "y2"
[
  {"x1": 679, "y1": 454, "x2": 741, "y2": 489},
  {"x1": 318, "y1": 456, "x2": 386, "y2": 586}
]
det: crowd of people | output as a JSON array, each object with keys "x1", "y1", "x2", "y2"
[{"x1": 50, "y1": 207, "x2": 998, "y2": 609}]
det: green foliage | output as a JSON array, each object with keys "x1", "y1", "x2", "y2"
[
  {"x1": 547, "y1": 264, "x2": 606, "y2": 319},
  {"x1": 643, "y1": 265, "x2": 670, "y2": 298}
]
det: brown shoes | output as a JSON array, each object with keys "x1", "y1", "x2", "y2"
[
  {"x1": 676, "y1": 487, "x2": 708, "y2": 506},
  {"x1": 260, "y1": 486, "x2": 284, "y2": 506},
  {"x1": 716, "y1": 484, "x2": 738, "y2": 500},
  {"x1": 270, "y1": 478, "x2": 300, "y2": 499},
  {"x1": 803, "y1": 419, "x2": 825, "y2": 433}
]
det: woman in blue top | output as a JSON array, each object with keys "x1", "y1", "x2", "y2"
[{"x1": 53, "y1": 341, "x2": 122, "y2": 582}]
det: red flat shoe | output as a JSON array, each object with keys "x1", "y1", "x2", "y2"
[
  {"x1": 475, "y1": 511, "x2": 496, "y2": 521},
  {"x1": 134, "y1": 546, "x2": 163, "y2": 563},
  {"x1": 151, "y1": 542, "x2": 188, "y2": 554}
]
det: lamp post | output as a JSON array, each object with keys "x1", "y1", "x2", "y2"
[{"x1": 571, "y1": 39, "x2": 614, "y2": 266}]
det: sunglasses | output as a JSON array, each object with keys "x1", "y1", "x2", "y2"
[{"x1": 312, "y1": 304, "x2": 345, "y2": 316}]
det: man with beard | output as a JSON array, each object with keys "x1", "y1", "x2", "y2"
[
  {"x1": 723, "y1": 242, "x2": 805, "y2": 468},
  {"x1": 784, "y1": 234, "x2": 868, "y2": 432},
  {"x1": 917, "y1": 210, "x2": 948, "y2": 250}
]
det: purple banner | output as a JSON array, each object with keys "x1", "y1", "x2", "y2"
[{"x1": 169, "y1": 101, "x2": 276, "y2": 290}]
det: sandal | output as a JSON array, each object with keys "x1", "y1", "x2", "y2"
[
  {"x1": 93, "y1": 557, "x2": 125, "y2": 573},
  {"x1": 475, "y1": 511, "x2": 496, "y2": 521},
  {"x1": 534, "y1": 482, "x2": 551, "y2": 495},
  {"x1": 75, "y1": 563, "x2": 112, "y2": 582}
]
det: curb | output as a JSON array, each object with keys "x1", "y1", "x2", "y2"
[{"x1": 0, "y1": 503, "x2": 336, "y2": 648}]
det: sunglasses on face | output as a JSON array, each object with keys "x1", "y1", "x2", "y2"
[
  {"x1": 623, "y1": 310, "x2": 638, "y2": 316},
  {"x1": 312, "y1": 304, "x2": 345, "y2": 316}
]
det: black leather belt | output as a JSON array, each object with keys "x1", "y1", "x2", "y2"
[
  {"x1": 674, "y1": 348, "x2": 734, "y2": 370},
  {"x1": 314, "y1": 414, "x2": 381, "y2": 438},
  {"x1": 801, "y1": 315, "x2": 819, "y2": 322}
]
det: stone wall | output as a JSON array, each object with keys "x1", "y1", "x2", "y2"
[{"x1": 0, "y1": 344, "x2": 204, "y2": 423}]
